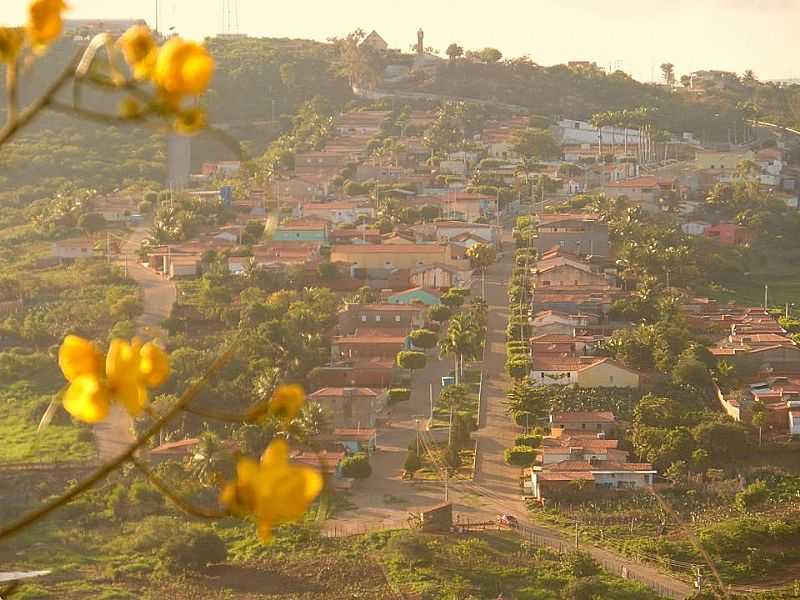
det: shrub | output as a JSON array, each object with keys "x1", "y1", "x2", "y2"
[
  {"x1": 404, "y1": 450, "x2": 422, "y2": 473},
  {"x1": 514, "y1": 433, "x2": 542, "y2": 448},
  {"x1": 506, "y1": 356, "x2": 530, "y2": 379},
  {"x1": 504, "y1": 446, "x2": 536, "y2": 467},
  {"x1": 429, "y1": 304, "x2": 452, "y2": 322},
  {"x1": 340, "y1": 453, "x2": 372, "y2": 479},
  {"x1": 388, "y1": 388, "x2": 411, "y2": 404},
  {"x1": 409, "y1": 329, "x2": 438, "y2": 349},
  {"x1": 159, "y1": 526, "x2": 227, "y2": 572},
  {"x1": 562, "y1": 551, "x2": 600, "y2": 577},
  {"x1": 735, "y1": 480, "x2": 770, "y2": 512}
]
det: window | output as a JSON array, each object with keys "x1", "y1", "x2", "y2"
[
  {"x1": 395, "y1": 316, "x2": 401, "y2": 322},
  {"x1": 609, "y1": 375, "x2": 614, "y2": 384},
  {"x1": 360, "y1": 315, "x2": 367, "y2": 323},
  {"x1": 542, "y1": 280, "x2": 550, "y2": 287},
  {"x1": 581, "y1": 423, "x2": 586, "y2": 429},
  {"x1": 375, "y1": 315, "x2": 382, "y2": 322}
]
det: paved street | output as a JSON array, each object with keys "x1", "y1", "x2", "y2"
[{"x1": 94, "y1": 220, "x2": 177, "y2": 461}]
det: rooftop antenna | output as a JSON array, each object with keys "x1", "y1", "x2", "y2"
[{"x1": 154, "y1": 0, "x2": 158, "y2": 33}]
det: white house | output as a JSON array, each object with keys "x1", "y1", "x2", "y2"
[
  {"x1": 300, "y1": 201, "x2": 375, "y2": 225},
  {"x1": 53, "y1": 238, "x2": 98, "y2": 261},
  {"x1": 681, "y1": 221, "x2": 711, "y2": 236},
  {"x1": 530, "y1": 460, "x2": 656, "y2": 499},
  {"x1": 553, "y1": 119, "x2": 642, "y2": 146}
]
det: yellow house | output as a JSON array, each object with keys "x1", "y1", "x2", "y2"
[
  {"x1": 577, "y1": 358, "x2": 640, "y2": 388},
  {"x1": 330, "y1": 243, "x2": 469, "y2": 272},
  {"x1": 695, "y1": 150, "x2": 755, "y2": 171}
]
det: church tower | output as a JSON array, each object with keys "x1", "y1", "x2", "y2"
[{"x1": 416, "y1": 28, "x2": 424, "y2": 54}]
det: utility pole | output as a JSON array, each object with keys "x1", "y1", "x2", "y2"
[
  {"x1": 429, "y1": 383, "x2": 434, "y2": 421},
  {"x1": 764, "y1": 284, "x2": 769, "y2": 310},
  {"x1": 574, "y1": 520, "x2": 579, "y2": 549}
]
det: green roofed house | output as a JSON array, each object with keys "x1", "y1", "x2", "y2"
[
  {"x1": 387, "y1": 286, "x2": 442, "y2": 306},
  {"x1": 272, "y1": 217, "x2": 330, "y2": 242}
]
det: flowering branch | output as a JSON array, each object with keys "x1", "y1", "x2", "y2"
[{"x1": 0, "y1": 339, "x2": 238, "y2": 542}]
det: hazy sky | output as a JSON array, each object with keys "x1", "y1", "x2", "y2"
[{"x1": 3, "y1": 0, "x2": 799, "y2": 82}]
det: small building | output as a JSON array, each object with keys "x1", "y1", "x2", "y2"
[
  {"x1": 530, "y1": 460, "x2": 656, "y2": 500},
  {"x1": 360, "y1": 30, "x2": 388, "y2": 51},
  {"x1": 410, "y1": 263, "x2": 470, "y2": 290},
  {"x1": 703, "y1": 223, "x2": 753, "y2": 246},
  {"x1": 532, "y1": 356, "x2": 639, "y2": 388},
  {"x1": 169, "y1": 256, "x2": 201, "y2": 279},
  {"x1": 291, "y1": 450, "x2": 346, "y2": 478},
  {"x1": 332, "y1": 332, "x2": 408, "y2": 360},
  {"x1": 308, "y1": 387, "x2": 384, "y2": 428},
  {"x1": 53, "y1": 238, "x2": 98, "y2": 262},
  {"x1": 273, "y1": 217, "x2": 330, "y2": 242},
  {"x1": 387, "y1": 287, "x2": 442, "y2": 306},
  {"x1": 338, "y1": 303, "x2": 426, "y2": 336},
  {"x1": 315, "y1": 428, "x2": 378, "y2": 455},
  {"x1": 681, "y1": 221, "x2": 711, "y2": 236},
  {"x1": 534, "y1": 213, "x2": 610, "y2": 257},
  {"x1": 549, "y1": 411, "x2": 617, "y2": 436}
]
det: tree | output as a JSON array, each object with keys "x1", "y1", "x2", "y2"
[
  {"x1": 752, "y1": 406, "x2": 768, "y2": 447},
  {"x1": 660, "y1": 62, "x2": 675, "y2": 86},
  {"x1": 664, "y1": 460, "x2": 688, "y2": 485},
  {"x1": 441, "y1": 289, "x2": 466, "y2": 308},
  {"x1": 396, "y1": 350, "x2": 427, "y2": 379},
  {"x1": 680, "y1": 74, "x2": 691, "y2": 87},
  {"x1": 445, "y1": 43, "x2": 463, "y2": 64},
  {"x1": 78, "y1": 212, "x2": 106, "y2": 236},
  {"x1": 409, "y1": 328, "x2": 438, "y2": 350},
  {"x1": 429, "y1": 304, "x2": 452, "y2": 323},
  {"x1": 438, "y1": 314, "x2": 480, "y2": 382},
  {"x1": 475, "y1": 47, "x2": 502, "y2": 63},
  {"x1": 190, "y1": 431, "x2": 230, "y2": 486},
  {"x1": 466, "y1": 242, "x2": 497, "y2": 298},
  {"x1": 671, "y1": 351, "x2": 713, "y2": 391},
  {"x1": 159, "y1": 526, "x2": 227, "y2": 572},
  {"x1": 509, "y1": 128, "x2": 561, "y2": 161}
]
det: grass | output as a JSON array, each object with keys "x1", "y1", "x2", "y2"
[
  {"x1": 417, "y1": 445, "x2": 475, "y2": 481},
  {"x1": 0, "y1": 391, "x2": 95, "y2": 463}
]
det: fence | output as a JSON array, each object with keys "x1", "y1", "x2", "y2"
[
  {"x1": 321, "y1": 518, "x2": 411, "y2": 539},
  {"x1": 508, "y1": 521, "x2": 693, "y2": 600}
]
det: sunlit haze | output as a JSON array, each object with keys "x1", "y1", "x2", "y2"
[{"x1": 2, "y1": 0, "x2": 800, "y2": 82}]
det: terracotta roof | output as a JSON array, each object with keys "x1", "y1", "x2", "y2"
[
  {"x1": 149, "y1": 438, "x2": 199, "y2": 454},
  {"x1": 551, "y1": 411, "x2": 616, "y2": 423},
  {"x1": 537, "y1": 212, "x2": 601, "y2": 224},
  {"x1": 541, "y1": 459, "x2": 653, "y2": 472},
  {"x1": 291, "y1": 451, "x2": 345, "y2": 472},
  {"x1": 536, "y1": 472, "x2": 595, "y2": 482},
  {"x1": 334, "y1": 335, "x2": 406, "y2": 344},
  {"x1": 605, "y1": 176, "x2": 675, "y2": 188},
  {"x1": 332, "y1": 244, "x2": 447, "y2": 254},
  {"x1": 316, "y1": 428, "x2": 377, "y2": 442}
]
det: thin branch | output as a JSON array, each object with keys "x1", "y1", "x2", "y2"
[
  {"x1": 0, "y1": 48, "x2": 84, "y2": 148},
  {"x1": 48, "y1": 100, "x2": 152, "y2": 127},
  {"x1": 0, "y1": 337, "x2": 240, "y2": 542},
  {"x1": 6, "y1": 60, "x2": 18, "y2": 125},
  {"x1": 131, "y1": 458, "x2": 226, "y2": 519}
]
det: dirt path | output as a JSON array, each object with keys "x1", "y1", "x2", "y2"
[{"x1": 93, "y1": 220, "x2": 177, "y2": 461}]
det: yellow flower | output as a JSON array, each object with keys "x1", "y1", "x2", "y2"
[
  {"x1": 139, "y1": 342, "x2": 170, "y2": 387},
  {"x1": 173, "y1": 107, "x2": 208, "y2": 135},
  {"x1": 27, "y1": 0, "x2": 68, "y2": 52},
  {"x1": 270, "y1": 384, "x2": 305, "y2": 420},
  {"x1": 220, "y1": 439, "x2": 324, "y2": 542},
  {"x1": 57, "y1": 336, "x2": 169, "y2": 423},
  {"x1": 0, "y1": 27, "x2": 24, "y2": 64},
  {"x1": 118, "y1": 25, "x2": 157, "y2": 80},
  {"x1": 153, "y1": 37, "x2": 214, "y2": 99}
]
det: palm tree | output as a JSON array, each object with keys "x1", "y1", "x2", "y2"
[
  {"x1": 190, "y1": 431, "x2": 228, "y2": 486},
  {"x1": 590, "y1": 112, "x2": 608, "y2": 158},
  {"x1": 438, "y1": 314, "x2": 480, "y2": 384}
]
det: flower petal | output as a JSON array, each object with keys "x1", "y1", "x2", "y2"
[
  {"x1": 62, "y1": 374, "x2": 110, "y2": 423},
  {"x1": 139, "y1": 342, "x2": 170, "y2": 387},
  {"x1": 59, "y1": 335, "x2": 102, "y2": 382},
  {"x1": 261, "y1": 438, "x2": 290, "y2": 466},
  {"x1": 269, "y1": 385, "x2": 305, "y2": 420},
  {"x1": 27, "y1": 0, "x2": 67, "y2": 51},
  {"x1": 115, "y1": 382, "x2": 148, "y2": 417},
  {"x1": 106, "y1": 338, "x2": 141, "y2": 388}
]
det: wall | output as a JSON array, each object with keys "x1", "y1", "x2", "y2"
[{"x1": 577, "y1": 362, "x2": 639, "y2": 388}]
